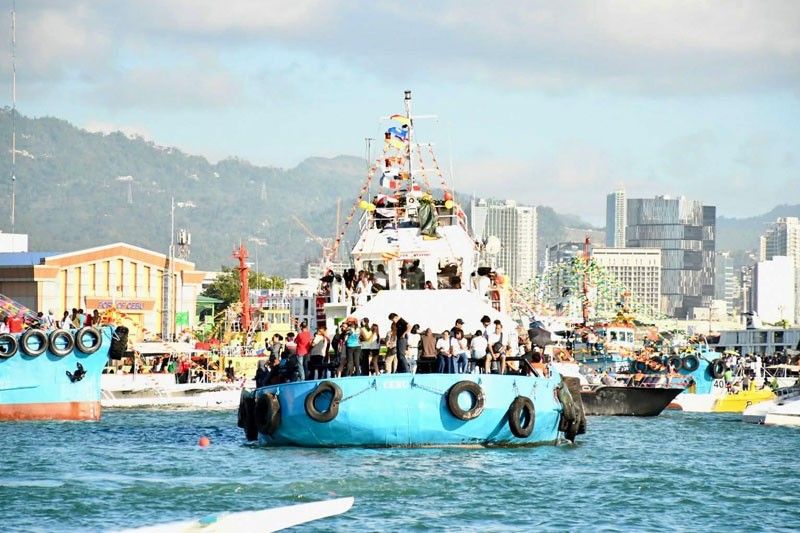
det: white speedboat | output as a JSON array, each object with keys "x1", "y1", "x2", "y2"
[
  {"x1": 101, "y1": 373, "x2": 244, "y2": 409},
  {"x1": 743, "y1": 385, "x2": 800, "y2": 427}
]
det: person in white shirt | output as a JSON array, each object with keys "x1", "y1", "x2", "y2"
[
  {"x1": 451, "y1": 329, "x2": 469, "y2": 373},
  {"x1": 470, "y1": 330, "x2": 488, "y2": 371},
  {"x1": 436, "y1": 330, "x2": 454, "y2": 374},
  {"x1": 485, "y1": 320, "x2": 508, "y2": 374},
  {"x1": 406, "y1": 324, "x2": 421, "y2": 374}
]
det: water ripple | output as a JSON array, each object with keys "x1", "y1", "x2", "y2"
[{"x1": 0, "y1": 409, "x2": 798, "y2": 531}]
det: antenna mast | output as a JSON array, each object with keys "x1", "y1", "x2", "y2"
[
  {"x1": 404, "y1": 90, "x2": 413, "y2": 192},
  {"x1": 10, "y1": 0, "x2": 16, "y2": 232}
]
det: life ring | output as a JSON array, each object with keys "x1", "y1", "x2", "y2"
[
  {"x1": 709, "y1": 359, "x2": 726, "y2": 379},
  {"x1": 304, "y1": 381, "x2": 342, "y2": 423},
  {"x1": 20, "y1": 329, "x2": 48, "y2": 356},
  {"x1": 48, "y1": 330, "x2": 75, "y2": 357},
  {"x1": 446, "y1": 380, "x2": 485, "y2": 421},
  {"x1": 507, "y1": 396, "x2": 535, "y2": 438},
  {"x1": 254, "y1": 392, "x2": 281, "y2": 435},
  {"x1": 682, "y1": 355, "x2": 700, "y2": 372},
  {"x1": 75, "y1": 327, "x2": 102, "y2": 354},
  {"x1": 0, "y1": 333, "x2": 18, "y2": 358},
  {"x1": 237, "y1": 391, "x2": 259, "y2": 441}
]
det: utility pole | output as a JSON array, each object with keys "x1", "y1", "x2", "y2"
[{"x1": 10, "y1": 1, "x2": 16, "y2": 232}]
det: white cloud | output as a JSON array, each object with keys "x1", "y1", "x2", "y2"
[{"x1": 94, "y1": 64, "x2": 242, "y2": 109}]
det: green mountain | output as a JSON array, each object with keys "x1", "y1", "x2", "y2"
[
  {"x1": 716, "y1": 205, "x2": 800, "y2": 253},
  {"x1": 0, "y1": 109, "x2": 595, "y2": 276}
]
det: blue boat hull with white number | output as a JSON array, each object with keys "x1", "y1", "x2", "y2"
[{"x1": 241, "y1": 371, "x2": 580, "y2": 447}]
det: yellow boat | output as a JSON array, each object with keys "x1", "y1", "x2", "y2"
[{"x1": 712, "y1": 387, "x2": 774, "y2": 413}]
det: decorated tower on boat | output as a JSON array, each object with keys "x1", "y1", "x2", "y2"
[{"x1": 238, "y1": 92, "x2": 585, "y2": 447}]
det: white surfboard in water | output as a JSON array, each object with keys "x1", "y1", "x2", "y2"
[{"x1": 116, "y1": 497, "x2": 354, "y2": 533}]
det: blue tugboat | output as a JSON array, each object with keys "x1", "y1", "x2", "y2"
[
  {"x1": 238, "y1": 92, "x2": 584, "y2": 447},
  {"x1": 0, "y1": 316, "x2": 120, "y2": 420}
]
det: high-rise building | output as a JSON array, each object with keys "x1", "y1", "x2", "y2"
[
  {"x1": 759, "y1": 217, "x2": 800, "y2": 324},
  {"x1": 626, "y1": 195, "x2": 716, "y2": 317},
  {"x1": 592, "y1": 248, "x2": 662, "y2": 317},
  {"x1": 605, "y1": 188, "x2": 626, "y2": 248},
  {"x1": 470, "y1": 199, "x2": 538, "y2": 286},
  {"x1": 752, "y1": 256, "x2": 796, "y2": 324},
  {"x1": 714, "y1": 251, "x2": 740, "y2": 316}
]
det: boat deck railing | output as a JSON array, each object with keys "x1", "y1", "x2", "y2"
[{"x1": 358, "y1": 208, "x2": 463, "y2": 232}]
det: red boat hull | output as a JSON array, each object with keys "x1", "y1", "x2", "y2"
[{"x1": 0, "y1": 401, "x2": 101, "y2": 421}]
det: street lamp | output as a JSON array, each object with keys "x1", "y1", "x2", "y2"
[{"x1": 165, "y1": 197, "x2": 195, "y2": 341}]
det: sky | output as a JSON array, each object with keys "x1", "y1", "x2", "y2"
[{"x1": 3, "y1": 0, "x2": 800, "y2": 224}]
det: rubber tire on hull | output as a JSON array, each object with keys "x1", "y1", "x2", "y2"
[
  {"x1": 76, "y1": 327, "x2": 103, "y2": 355},
  {"x1": 20, "y1": 329, "x2": 48, "y2": 356},
  {"x1": 507, "y1": 396, "x2": 535, "y2": 438},
  {"x1": 557, "y1": 380, "x2": 583, "y2": 442},
  {"x1": 709, "y1": 359, "x2": 726, "y2": 379},
  {"x1": 238, "y1": 392, "x2": 258, "y2": 441},
  {"x1": 255, "y1": 392, "x2": 281, "y2": 435},
  {"x1": 682, "y1": 355, "x2": 700, "y2": 372},
  {"x1": 446, "y1": 381, "x2": 485, "y2": 421},
  {"x1": 305, "y1": 381, "x2": 343, "y2": 423},
  {"x1": 634, "y1": 361, "x2": 647, "y2": 372},
  {"x1": 0, "y1": 333, "x2": 18, "y2": 358},
  {"x1": 48, "y1": 330, "x2": 75, "y2": 357},
  {"x1": 667, "y1": 356, "x2": 683, "y2": 370},
  {"x1": 560, "y1": 376, "x2": 587, "y2": 438}
]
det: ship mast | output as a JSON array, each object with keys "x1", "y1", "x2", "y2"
[
  {"x1": 582, "y1": 235, "x2": 590, "y2": 326},
  {"x1": 404, "y1": 90, "x2": 413, "y2": 194}
]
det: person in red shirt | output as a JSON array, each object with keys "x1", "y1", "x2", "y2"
[
  {"x1": 8, "y1": 314, "x2": 23, "y2": 333},
  {"x1": 294, "y1": 321, "x2": 313, "y2": 381}
]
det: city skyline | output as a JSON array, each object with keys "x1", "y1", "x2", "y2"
[{"x1": 2, "y1": 1, "x2": 798, "y2": 225}]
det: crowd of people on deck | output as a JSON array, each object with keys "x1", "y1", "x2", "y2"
[
  {"x1": 318, "y1": 262, "x2": 495, "y2": 307},
  {"x1": 0, "y1": 308, "x2": 103, "y2": 333},
  {"x1": 254, "y1": 313, "x2": 552, "y2": 387}
]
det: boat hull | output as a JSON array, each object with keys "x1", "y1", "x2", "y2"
[
  {"x1": 0, "y1": 400, "x2": 101, "y2": 421},
  {"x1": 0, "y1": 327, "x2": 113, "y2": 421},
  {"x1": 580, "y1": 386, "x2": 683, "y2": 416},
  {"x1": 251, "y1": 373, "x2": 568, "y2": 447}
]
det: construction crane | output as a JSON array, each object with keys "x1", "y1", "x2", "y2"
[{"x1": 292, "y1": 215, "x2": 334, "y2": 262}]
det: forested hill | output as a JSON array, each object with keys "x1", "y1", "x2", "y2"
[{"x1": 0, "y1": 109, "x2": 594, "y2": 276}]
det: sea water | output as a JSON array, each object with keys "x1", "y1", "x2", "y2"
[{"x1": 1, "y1": 409, "x2": 798, "y2": 532}]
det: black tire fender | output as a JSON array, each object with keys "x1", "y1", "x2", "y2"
[
  {"x1": 49, "y1": 330, "x2": 75, "y2": 357},
  {"x1": 507, "y1": 396, "x2": 536, "y2": 438},
  {"x1": 682, "y1": 355, "x2": 700, "y2": 372},
  {"x1": 20, "y1": 329, "x2": 48, "y2": 357},
  {"x1": 667, "y1": 356, "x2": 683, "y2": 370},
  {"x1": 75, "y1": 327, "x2": 102, "y2": 354},
  {"x1": 238, "y1": 391, "x2": 258, "y2": 441},
  {"x1": 0, "y1": 333, "x2": 18, "y2": 358},
  {"x1": 304, "y1": 380, "x2": 342, "y2": 423},
  {"x1": 446, "y1": 380, "x2": 485, "y2": 421},
  {"x1": 255, "y1": 392, "x2": 281, "y2": 436},
  {"x1": 709, "y1": 359, "x2": 726, "y2": 379}
]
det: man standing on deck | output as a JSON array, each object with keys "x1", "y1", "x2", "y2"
[
  {"x1": 389, "y1": 312, "x2": 410, "y2": 373},
  {"x1": 295, "y1": 321, "x2": 312, "y2": 381}
]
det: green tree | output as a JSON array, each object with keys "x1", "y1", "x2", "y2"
[{"x1": 201, "y1": 267, "x2": 285, "y2": 309}]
